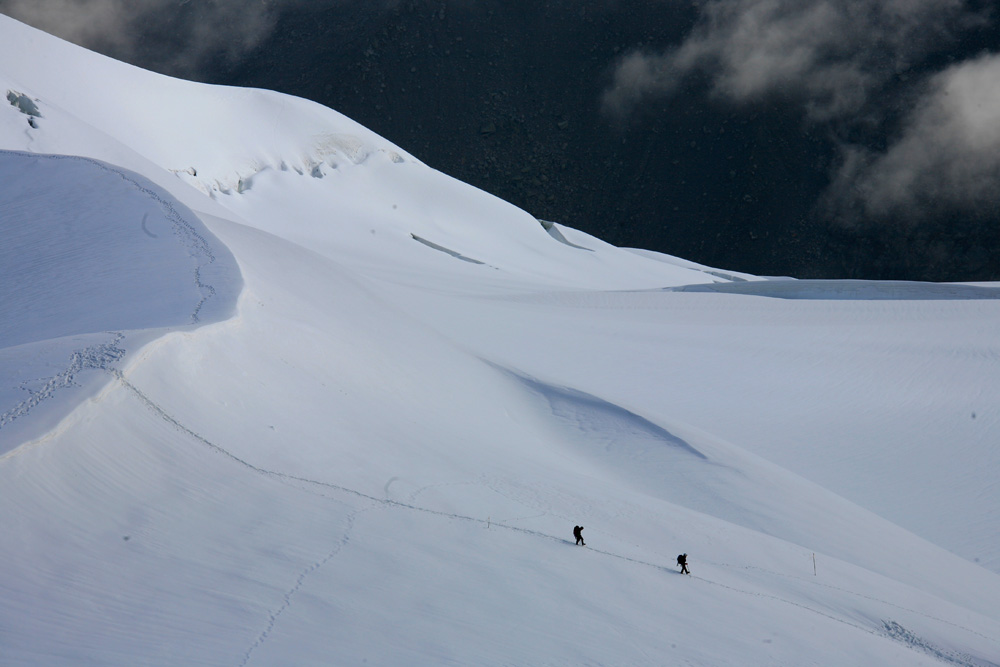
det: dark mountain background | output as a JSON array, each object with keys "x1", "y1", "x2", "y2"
[{"x1": 5, "y1": 0, "x2": 999, "y2": 281}]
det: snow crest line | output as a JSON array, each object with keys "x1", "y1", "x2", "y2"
[
  {"x1": 0, "y1": 333, "x2": 125, "y2": 433},
  {"x1": 114, "y1": 372, "x2": 999, "y2": 664}
]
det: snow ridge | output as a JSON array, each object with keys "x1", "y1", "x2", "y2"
[
  {"x1": 0, "y1": 150, "x2": 223, "y2": 325},
  {"x1": 0, "y1": 149, "x2": 241, "y2": 449}
]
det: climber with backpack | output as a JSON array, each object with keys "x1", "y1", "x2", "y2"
[{"x1": 677, "y1": 553, "x2": 690, "y2": 574}]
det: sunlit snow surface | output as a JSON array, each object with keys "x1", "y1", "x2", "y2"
[{"x1": 1, "y1": 15, "x2": 999, "y2": 667}]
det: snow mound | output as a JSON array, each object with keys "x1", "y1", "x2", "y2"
[
  {"x1": 0, "y1": 150, "x2": 240, "y2": 347},
  {"x1": 0, "y1": 149, "x2": 240, "y2": 451}
]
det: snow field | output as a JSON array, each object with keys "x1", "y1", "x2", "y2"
[{"x1": 2, "y1": 13, "x2": 999, "y2": 666}]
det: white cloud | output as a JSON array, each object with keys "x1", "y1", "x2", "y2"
[
  {"x1": 601, "y1": 50, "x2": 677, "y2": 119},
  {"x1": 601, "y1": 0, "x2": 1000, "y2": 227},
  {"x1": 602, "y1": 0, "x2": 974, "y2": 121},
  {"x1": 829, "y1": 53, "x2": 1000, "y2": 222}
]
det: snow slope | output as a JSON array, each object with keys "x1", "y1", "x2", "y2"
[{"x1": 2, "y1": 14, "x2": 999, "y2": 666}]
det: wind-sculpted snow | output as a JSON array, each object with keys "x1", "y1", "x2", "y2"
[
  {"x1": 514, "y1": 372, "x2": 708, "y2": 461},
  {"x1": 0, "y1": 150, "x2": 239, "y2": 345},
  {"x1": 0, "y1": 150, "x2": 241, "y2": 450}
]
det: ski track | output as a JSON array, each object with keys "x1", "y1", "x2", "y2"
[
  {"x1": 95, "y1": 370, "x2": 1000, "y2": 665},
  {"x1": 239, "y1": 504, "x2": 378, "y2": 667},
  {"x1": 0, "y1": 149, "x2": 226, "y2": 434}
]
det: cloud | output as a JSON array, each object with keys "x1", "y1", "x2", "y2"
[
  {"x1": 600, "y1": 50, "x2": 678, "y2": 119},
  {"x1": 0, "y1": 0, "x2": 302, "y2": 76},
  {"x1": 602, "y1": 0, "x2": 977, "y2": 122},
  {"x1": 602, "y1": 0, "x2": 1000, "y2": 230},
  {"x1": 826, "y1": 53, "x2": 1000, "y2": 223}
]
